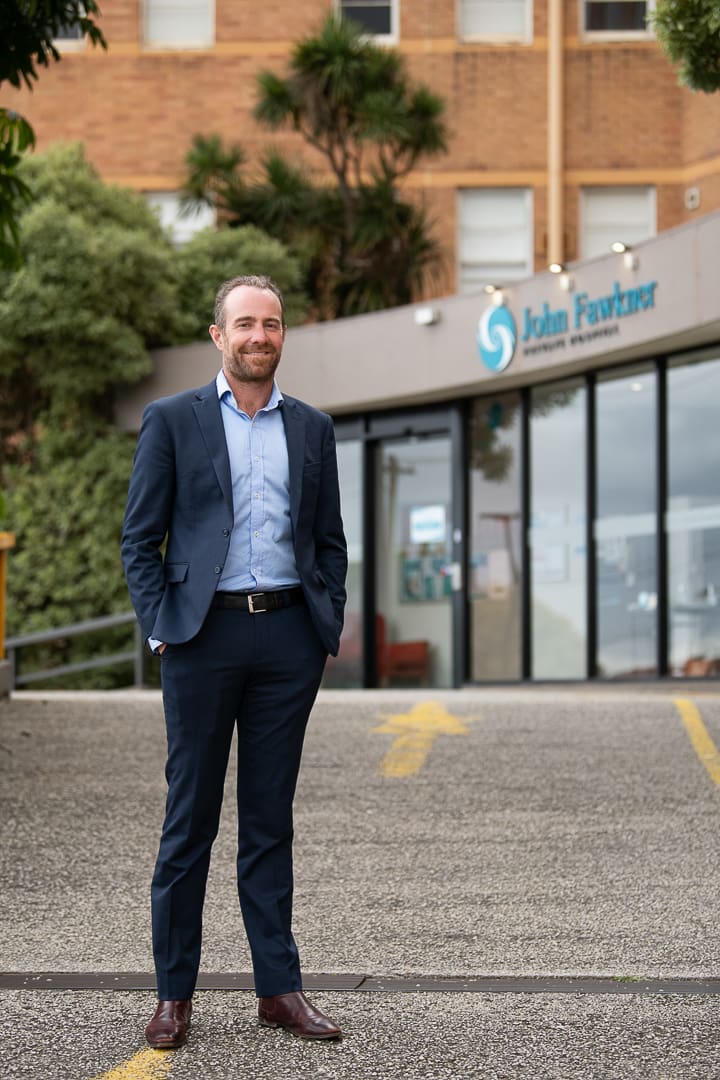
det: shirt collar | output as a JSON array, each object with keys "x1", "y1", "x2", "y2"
[{"x1": 216, "y1": 369, "x2": 284, "y2": 413}]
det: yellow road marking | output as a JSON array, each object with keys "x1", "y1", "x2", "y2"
[
  {"x1": 90, "y1": 1049, "x2": 174, "y2": 1080},
  {"x1": 674, "y1": 697, "x2": 720, "y2": 786},
  {"x1": 373, "y1": 701, "x2": 471, "y2": 777}
]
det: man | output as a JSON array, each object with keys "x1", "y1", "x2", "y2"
[{"x1": 121, "y1": 275, "x2": 347, "y2": 1047}]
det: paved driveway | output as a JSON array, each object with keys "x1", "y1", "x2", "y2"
[{"x1": 1, "y1": 686, "x2": 719, "y2": 1079}]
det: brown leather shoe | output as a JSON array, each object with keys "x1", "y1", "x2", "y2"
[
  {"x1": 145, "y1": 999, "x2": 192, "y2": 1048},
  {"x1": 258, "y1": 991, "x2": 341, "y2": 1040}
]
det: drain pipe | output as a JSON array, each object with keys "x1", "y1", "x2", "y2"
[{"x1": 547, "y1": 0, "x2": 564, "y2": 268}]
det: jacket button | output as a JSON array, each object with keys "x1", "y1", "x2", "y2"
[
  {"x1": 214, "y1": 566, "x2": 222, "y2": 574},
  {"x1": 222, "y1": 528, "x2": 230, "y2": 536}
]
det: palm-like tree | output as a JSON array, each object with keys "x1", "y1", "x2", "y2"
[{"x1": 183, "y1": 14, "x2": 448, "y2": 319}]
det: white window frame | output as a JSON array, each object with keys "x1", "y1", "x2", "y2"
[
  {"x1": 457, "y1": 187, "x2": 534, "y2": 293},
  {"x1": 458, "y1": 0, "x2": 533, "y2": 44},
  {"x1": 581, "y1": 0, "x2": 656, "y2": 41},
  {"x1": 143, "y1": 0, "x2": 215, "y2": 50},
  {"x1": 578, "y1": 186, "x2": 656, "y2": 261},
  {"x1": 336, "y1": 0, "x2": 398, "y2": 45}
]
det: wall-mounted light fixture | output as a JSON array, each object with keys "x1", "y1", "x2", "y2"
[
  {"x1": 559, "y1": 272, "x2": 574, "y2": 292},
  {"x1": 611, "y1": 241, "x2": 639, "y2": 270},
  {"x1": 483, "y1": 284, "x2": 505, "y2": 306},
  {"x1": 413, "y1": 306, "x2": 441, "y2": 326}
]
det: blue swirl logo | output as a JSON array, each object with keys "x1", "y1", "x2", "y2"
[{"x1": 477, "y1": 304, "x2": 517, "y2": 372}]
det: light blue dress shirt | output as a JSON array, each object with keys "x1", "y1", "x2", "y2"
[{"x1": 215, "y1": 369, "x2": 300, "y2": 592}]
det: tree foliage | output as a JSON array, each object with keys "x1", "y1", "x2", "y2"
[
  {"x1": 653, "y1": 0, "x2": 720, "y2": 92},
  {"x1": 0, "y1": 1, "x2": 107, "y2": 268},
  {"x1": 0, "y1": 143, "x2": 180, "y2": 443},
  {"x1": 183, "y1": 15, "x2": 448, "y2": 319},
  {"x1": 173, "y1": 224, "x2": 308, "y2": 341},
  {"x1": 0, "y1": 108, "x2": 34, "y2": 267},
  {"x1": 0, "y1": 427, "x2": 138, "y2": 688},
  {"x1": 0, "y1": 142, "x2": 307, "y2": 686}
]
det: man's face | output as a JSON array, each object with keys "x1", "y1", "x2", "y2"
[{"x1": 209, "y1": 285, "x2": 286, "y2": 385}]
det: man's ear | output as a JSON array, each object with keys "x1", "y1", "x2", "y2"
[{"x1": 209, "y1": 324, "x2": 223, "y2": 350}]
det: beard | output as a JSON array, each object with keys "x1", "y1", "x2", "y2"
[{"x1": 224, "y1": 343, "x2": 282, "y2": 384}]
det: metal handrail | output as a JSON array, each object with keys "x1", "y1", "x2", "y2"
[{"x1": 5, "y1": 612, "x2": 146, "y2": 688}]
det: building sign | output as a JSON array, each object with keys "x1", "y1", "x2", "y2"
[
  {"x1": 477, "y1": 303, "x2": 517, "y2": 372},
  {"x1": 477, "y1": 279, "x2": 659, "y2": 371}
]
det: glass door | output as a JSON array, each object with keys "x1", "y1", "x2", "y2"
[{"x1": 374, "y1": 434, "x2": 456, "y2": 688}]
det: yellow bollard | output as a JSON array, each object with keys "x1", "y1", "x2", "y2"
[{"x1": 0, "y1": 532, "x2": 16, "y2": 659}]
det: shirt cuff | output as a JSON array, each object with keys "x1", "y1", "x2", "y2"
[{"x1": 148, "y1": 637, "x2": 164, "y2": 654}]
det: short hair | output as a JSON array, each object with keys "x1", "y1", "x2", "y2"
[{"x1": 213, "y1": 275, "x2": 285, "y2": 331}]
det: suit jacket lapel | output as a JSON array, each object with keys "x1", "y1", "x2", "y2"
[
  {"x1": 281, "y1": 397, "x2": 305, "y2": 528},
  {"x1": 192, "y1": 381, "x2": 233, "y2": 512}
]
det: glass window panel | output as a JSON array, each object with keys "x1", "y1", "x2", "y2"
[
  {"x1": 339, "y1": 1, "x2": 392, "y2": 35},
  {"x1": 145, "y1": 0, "x2": 214, "y2": 47},
  {"x1": 56, "y1": 22, "x2": 83, "y2": 39},
  {"x1": 580, "y1": 187, "x2": 655, "y2": 260},
  {"x1": 322, "y1": 440, "x2": 364, "y2": 688},
  {"x1": 585, "y1": 2, "x2": 649, "y2": 32},
  {"x1": 469, "y1": 394, "x2": 523, "y2": 680},
  {"x1": 458, "y1": 189, "x2": 533, "y2": 291},
  {"x1": 375, "y1": 436, "x2": 453, "y2": 688},
  {"x1": 460, "y1": 0, "x2": 529, "y2": 38},
  {"x1": 461, "y1": 226, "x2": 529, "y2": 261},
  {"x1": 596, "y1": 367, "x2": 657, "y2": 678},
  {"x1": 530, "y1": 381, "x2": 587, "y2": 678},
  {"x1": 667, "y1": 353, "x2": 720, "y2": 677}
]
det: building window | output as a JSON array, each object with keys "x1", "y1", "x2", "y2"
[
  {"x1": 596, "y1": 367, "x2": 658, "y2": 679},
  {"x1": 469, "y1": 393, "x2": 523, "y2": 680},
  {"x1": 143, "y1": 0, "x2": 214, "y2": 49},
  {"x1": 145, "y1": 192, "x2": 215, "y2": 244},
  {"x1": 457, "y1": 188, "x2": 533, "y2": 292},
  {"x1": 530, "y1": 380, "x2": 587, "y2": 679},
  {"x1": 459, "y1": 0, "x2": 532, "y2": 42},
  {"x1": 56, "y1": 22, "x2": 83, "y2": 40},
  {"x1": 337, "y1": 0, "x2": 396, "y2": 40},
  {"x1": 579, "y1": 186, "x2": 655, "y2": 261},
  {"x1": 667, "y1": 351, "x2": 720, "y2": 678},
  {"x1": 322, "y1": 438, "x2": 364, "y2": 688},
  {"x1": 54, "y1": 14, "x2": 86, "y2": 50},
  {"x1": 583, "y1": 1, "x2": 655, "y2": 37}
]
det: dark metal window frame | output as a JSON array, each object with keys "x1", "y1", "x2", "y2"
[{"x1": 333, "y1": 344, "x2": 717, "y2": 684}]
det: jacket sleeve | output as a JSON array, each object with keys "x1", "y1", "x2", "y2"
[{"x1": 120, "y1": 402, "x2": 175, "y2": 642}]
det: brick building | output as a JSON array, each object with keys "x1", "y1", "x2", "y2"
[{"x1": 6, "y1": 0, "x2": 720, "y2": 291}]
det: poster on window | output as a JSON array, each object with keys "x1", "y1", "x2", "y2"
[{"x1": 401, "y1": 556, "x2": 452, "y2": 602}]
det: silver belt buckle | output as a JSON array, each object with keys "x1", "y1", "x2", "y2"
[{"x1": 247, "y1": 593, "x2": 266, "y2": 614}]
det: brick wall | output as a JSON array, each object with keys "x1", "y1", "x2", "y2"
[{"x1": 4, "y1": 0, "x2": 719, "y2": 294}]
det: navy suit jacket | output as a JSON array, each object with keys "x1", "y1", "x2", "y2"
[{"x1": 121, "y1": 380, "x2": 347, "y2": 656}]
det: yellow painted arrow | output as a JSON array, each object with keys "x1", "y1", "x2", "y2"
[
  {"x1": 90, "y1": 1049, "x2": 173, "y2": 1080},
  {"x1": 373, "y1": 701, "x2": 471, "y2": 777}
]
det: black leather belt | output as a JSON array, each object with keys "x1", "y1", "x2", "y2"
[{"x1": 212, "y1": 586, "x2": 304, "y2": 614}]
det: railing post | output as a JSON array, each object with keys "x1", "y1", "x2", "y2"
[
  {"x1": 134, "y1": 621, "x2": 146, "y2": 688},
  {"x1": 0, "y1": 532, "x2": 16, "y2": 659}
]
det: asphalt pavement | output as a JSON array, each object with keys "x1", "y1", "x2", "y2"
[{"x1": 1, "y1": 685, "x2": 719, "y2": 1079}]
